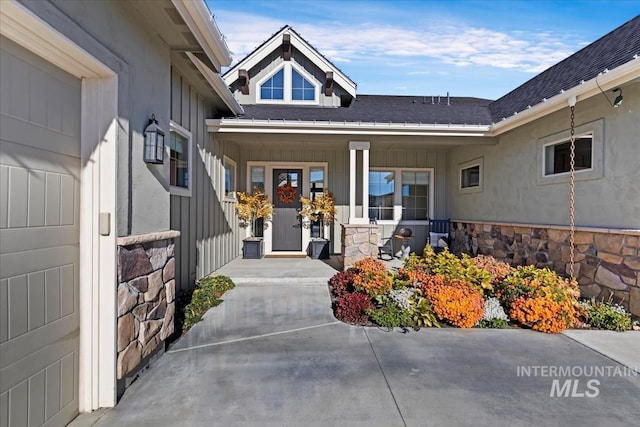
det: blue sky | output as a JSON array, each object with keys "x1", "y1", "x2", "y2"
[{"x1": 207, "y1": 0, "x2": 639, "y2": 100}]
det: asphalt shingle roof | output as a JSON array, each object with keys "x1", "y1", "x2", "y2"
[
  {"x1": 225, "y1": 16, "x2": 640, "y2": 126},
  {"x1": 230, "y1": 95, "x2": 494, "y2": 125},
  {"x1": 489, "y1": 15, "x2": 640, "y2": 122}
]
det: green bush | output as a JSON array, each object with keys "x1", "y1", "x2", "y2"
[
  {"x1": 477, "y1": 318, "x2": 508, "y2": 329},
  {"x1": 409, "y1": 292, "x2": 440, "y2": 328},
  {"x1": 579, "y1": 297, "x2": 632, "y2": 331},
  {"x1": 422, "y1": 247, "x2": 493, "y2": 294},
  {"x1": 183, "y1": 275, "x2": 235, "y2": 331},
  {"x1": 368, "y1": 297, "x2": 414, "y2": 330}
]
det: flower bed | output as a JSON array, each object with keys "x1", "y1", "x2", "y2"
[{"x1": 329, "y1": 247, "x2": 638, "y2": 333}]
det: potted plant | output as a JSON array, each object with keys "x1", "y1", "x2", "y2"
[
  {"x1": 235, "y1": 187, "x2": 273, "y2": 259},
  {"x1": 299, "y1": 189, "x2": 337, "y2": 259}
]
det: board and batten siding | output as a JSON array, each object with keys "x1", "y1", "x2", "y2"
[
  {"x1": 238, "y1": 145, "x2": 448, "y2": 253},
  {"x1": 169, "y1": 68, "x2": 241, "y2": 292}
]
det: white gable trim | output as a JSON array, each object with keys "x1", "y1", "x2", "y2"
[{"x1": 224, "y1": 26, "x2": 356, "y2": 97}]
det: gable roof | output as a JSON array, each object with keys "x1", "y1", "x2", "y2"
[
  {"x1": 228, "y1": 95, "x2": 493, "y2": 125},
  {"x1": 223, "y1": 25, "x2": 357, "y2": 98},
  {"x1": 490, "y1": 15, "x2": 640, "y2": 122}
]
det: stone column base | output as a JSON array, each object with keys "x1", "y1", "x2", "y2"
[{"x1": 341, "y1": 224, "x2": 379, "y2": 270}]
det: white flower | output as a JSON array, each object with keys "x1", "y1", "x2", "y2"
[
  {"x1": 389, "y1": 288, "x2": 416, "y2": 311},
  {"x1": 482, "y1": 297, "x2": 509, "y2": 321}
]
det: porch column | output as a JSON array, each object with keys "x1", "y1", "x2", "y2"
[{"x1": 348, "y1": 141, "x2": 371, "y2": 224}]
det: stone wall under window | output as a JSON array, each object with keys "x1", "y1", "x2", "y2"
[
  {"x1": 116, "y1": 233, "x2": 178, "y2": 379},
  {"x1": 451, "y1": 221, "x2": 640, "y2": 317}
]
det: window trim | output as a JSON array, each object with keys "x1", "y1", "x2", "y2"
[
  {"x1": 169, "y1": 121, "x2": 192, "y2": 197},
  {"x1": 458, "y1": 157, "x2": 483, "y2": 194},
  {"x1": 542, "y1": 133, "x2": 593, "y2": 177},
  {"x1": 255, "y1": 62, "x2": 320, "y2": 105},
  {"x1": 537, "y1": 119, "x2": 603, "y2": 186},
  {"x1": 223, "y1": 156, "x2": 237, "y2": 201},
  {"x1": 369, "y1": 167, "x2": 434, "y2": 224}
]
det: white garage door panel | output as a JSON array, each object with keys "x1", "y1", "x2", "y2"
[{"x1": 0, "y1": 37, "x2": 80, "y2": 427}]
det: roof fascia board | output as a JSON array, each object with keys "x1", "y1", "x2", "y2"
[
  {"x1": 171, "y1": 0, "x2": 232, "y2": 72},
  {"x1": 186, "y1": 52, "x2": 244, "y2": 115},
  {"x1": 223, "y1": 27, "x2": 356, "y2": 97},
  {"x1": 207, "y1": 118, "x2": 491, "y2": 137},
  {"x1": 491, "y1": 58, "x2": 640, "y2": 136}
]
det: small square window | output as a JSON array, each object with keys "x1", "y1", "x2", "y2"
[
  {"x1": 169, "y1": 122, "x2": 192, "y2": 197},
  {"x1": 459, "y1": 158, "x2": 483, "y2": 193},
  {"x1": 224, "y1": 156, "x2": 236, "y2": 199},
  {"x1": 461, "y1": 165, "x2": 480, "y2": 188}
]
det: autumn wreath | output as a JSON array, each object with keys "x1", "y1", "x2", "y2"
[{"x1": 277, "y1": 183, "x2": 297, "y2": 203}]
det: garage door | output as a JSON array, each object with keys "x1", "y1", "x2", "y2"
[{"x1": 0, "y1": 37, "x2": 81, "y2": 427}]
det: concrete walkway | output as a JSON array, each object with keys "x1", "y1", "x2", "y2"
[{"x1": 73, "y1": 257, "x2": 640, "y2": 427}]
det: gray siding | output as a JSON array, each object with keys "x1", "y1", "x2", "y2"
[
  {"x1": 170, "y1": 68, "x2": 241, "y2": 292},
  {"x1": 449, "y1": 83, "x2": 640, "y2": 229},
  {"x1": 40, "y1": 0, "x2": 172, "y2": 236}
]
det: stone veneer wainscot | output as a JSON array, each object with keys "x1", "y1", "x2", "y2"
[
  {"x1": 451, "y1": 221, "x2": 640, "y2": 317},
  {"x1": 116, "y1": 230, "x2": 180, "y2": 379},
  {"x1": 341, "y1": 224, "x2": 379, "y2": 270}
]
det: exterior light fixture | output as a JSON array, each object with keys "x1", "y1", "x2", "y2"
[
  {"x1": 143, "y1": 114, "x2": 165, "y2": 164},
  {"x1": 612, "y1": 88, "x2": 623, "y2": 107}
]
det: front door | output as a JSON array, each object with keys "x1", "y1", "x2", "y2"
[{"x1": 272, "y1": 169, "x2": 303, "y2": 251}]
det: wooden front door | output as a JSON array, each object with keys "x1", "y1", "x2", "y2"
[{"x1": 272, "y1": 169, "x2": 302, "y2": 251}]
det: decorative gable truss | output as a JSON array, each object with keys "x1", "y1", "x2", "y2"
[{"x1": 223, "y1": 26, "x2": 356, "y2": 106}]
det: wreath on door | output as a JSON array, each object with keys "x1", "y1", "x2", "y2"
[{"x1": 278, "y1": 183, "x2": 297, "y2": 203}]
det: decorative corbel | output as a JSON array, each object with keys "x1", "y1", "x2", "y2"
[
  {"x1": 238, "y1": 69, "x2": 249, "y2": 95},
  {"x1": 283, "y1": 33, "x2": 291, "y2": 61},
  {"x1": 325, "y1": 71, "x2": 334, "y2": 96}
]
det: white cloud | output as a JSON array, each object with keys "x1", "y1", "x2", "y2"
[{"x1": 215, "y1": 11, "x2": 581, "y2": 74}]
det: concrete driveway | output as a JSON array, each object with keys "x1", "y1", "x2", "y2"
[{"x1": 74, "y1": 258, "x2": 640, "y2": 427}]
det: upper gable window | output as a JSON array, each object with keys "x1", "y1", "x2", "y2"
[
  {"x1": 260, "y1": 69, "x2": 284, "y2": 100},
  {"x1": 292, "y1": 69, "x2": 315, "y2": 101},
  {"x1": 256, "y1": 63, "x2": 319, "y2": 104}
]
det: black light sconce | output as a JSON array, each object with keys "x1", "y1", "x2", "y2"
[
  {"x1": 143, "y1": 114, "x2": 165, "y2": 164},
  {"x1": 612, "y1": 88, "x2": 623, "y2": 107}
]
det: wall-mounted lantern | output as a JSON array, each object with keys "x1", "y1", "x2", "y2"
[{"x1": 143, "y1": 114, "x2": 165, "y2": 164}]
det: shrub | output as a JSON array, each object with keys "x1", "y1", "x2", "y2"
[
  {"x1": 183, "y1": 275, "x2": 235, "y2": 331},
  {"x1": 335, "y1": 292, "x2": 375, "y2": 325},
  {"x1": 388, "y1": 288, "x2": 416, "y2": 311},
  {"x1": 469, "y1": 255, "x2": 513, "y2": 288},
  {"x1": 423, "y1": 275, "x2": 485, "y2": 328},
  {"x1": 509, "y1": 296, "x2": 576, "y2": 333},
  {"x1": 368, "y1": 298, "x2": 413, "y2": 330},
  {"x1": 478, "y1": 297, "x2": 510, "y2": 328},
  {"x1": 352, "y1": 257, "x2": 393, "y2": 297},
  {"x1": 397, "y1": 267, "x2": 431, "y2": 287},
  {"x1": 497, "y1": 265, "x2": 580, "y2": 305},
  {"x1": 419, "y1": 248, "x2": 493, "y2": 293},
  {"x1": 409, "y1": 291, "x2": 440, "y2": 328},
  {"x1": 579, "y1": 297, "x2": 632, "y2": 331},
  {"x1": 329, "y1": 269, "x2": 356, "y2": 298}
]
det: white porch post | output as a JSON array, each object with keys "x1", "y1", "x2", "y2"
[
  {"x1": 362, "y1": 148, "x2": 369, "y2": 220},
  {"x1": 348, "y1": 141, "x2": 371, "y2": 224},
  {"x1": 349, "y1": 146, "x2": 356, "y2": 223}
]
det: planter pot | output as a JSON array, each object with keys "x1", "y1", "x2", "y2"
[
  {"x1": 243, "y1": 238, "x2": 264, "y2": 259},
  {"x1": 309, "y1": 239, "x2": 330, "y2": 259}
]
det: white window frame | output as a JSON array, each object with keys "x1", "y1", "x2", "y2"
[
  {"x1": 223, "y1": 156, "x2": 237, "y2": 200},
  {"x1": 369, "y1": 167, "x2": 434, "y2": 225},
  {"x1": 537, "y1": 118, "x2": 603, "y2": 186},
  {"x1": 458, "y1": 157, "x2": 483, "y2": 193},
  {"x1": 169, "y1": 121, "x2": 192, "y2": 197},
  {"x1": 256, "y1": 62, "x2": 320, "y2": 105},
  {"x1": 542, "y1": 133, "x2": 593, "y2": 177}
]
